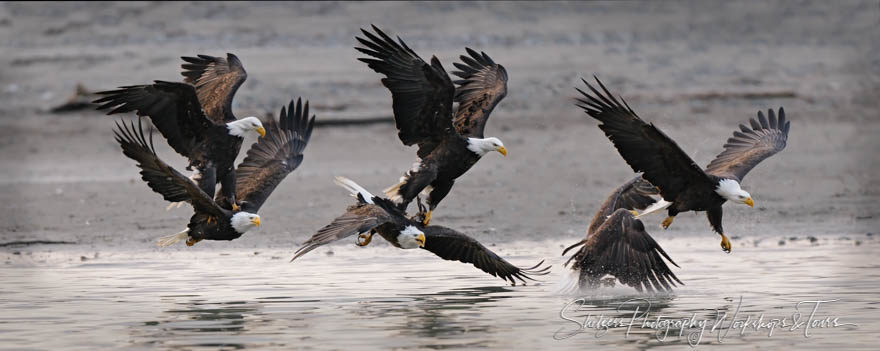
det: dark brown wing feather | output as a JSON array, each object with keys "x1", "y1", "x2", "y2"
[
  {"x1": 232, "y1": 98, "x2": 315, "y2": 213},
  {"x1": 575, "y1": 77, "x2": 715, "y2": 201},
  {"x1": 95, "y1": 81, "x2": 215, "y2": 159},
  {"x1": 705, "y1": 107, "x2": 789, "y2": 181},
  {"x1": 563, "y1": 175, "x2": 660, "y2": 259},
  {"x1": 291, "y1": 202, "x2": 395, "y2": 262},
  {"x1": 180, "y1": 53, "x2": 247, "y2": 123},
  {"x1": 113, "y1": 119, "x2": 224, "y2": 218},
  {"x1": 356, "y1": 25, "x2": 456, "y2": 154},
  {"x1": 587, "y1": 175, "x2": 659, "y2": 235},
  {"x1": 421, "y1": 226, "x2": 551, "y2": 286},
  {"x1": 574, "y1": 209, "x2": 681, "y2": 292},
  {"x1": 451, "y1": 48, "x2": 508, "y2": 138}
]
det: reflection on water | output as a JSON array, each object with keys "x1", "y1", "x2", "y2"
[{"x1": 1, "y1": 238, "x2": 878, "y2": 350}]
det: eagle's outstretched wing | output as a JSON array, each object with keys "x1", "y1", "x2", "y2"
[
  {"x1": 452, "y1": 48, "x2": 508, "y2": 138},
  {"x1": 705, "y1": 107, "x2": 790, "y2": 181},
  {"x1": 575, "y1": 76, "x2": 715, "y2": 202},
  {"x1": 290, "y1": 200, "x2": 396, "y2": 262},
  {"x1": 356, "y1": 25, "x2": 456, "y2": 157},
  {"x1": 231, "y1": 98, "x2": 315, "y2": 213},
  {"x1": 96, "y1": 81, "x2": 217, "y2": 159},
  {"x1": 180, "y1": 53, "x2": 248, "y2": 123},
  {"x1": 113, "y1": 119, "x2": 224, "y2": 218},
  {"x1": 421, "y1": 225, "x2": 551, "y2": 286}
]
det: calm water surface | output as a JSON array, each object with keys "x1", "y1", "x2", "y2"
[{"x1": 1, "y1": 237, "x2": 878, "y2": 350}]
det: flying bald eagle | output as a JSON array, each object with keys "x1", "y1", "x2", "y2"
[
  {"x1": 355, "y1": 25, "x2": 509, "y2": 225},
  {"x1": 114, "y1": 98, "x2": 314, "y2": 246},
  {"x1": 563, "y1": 176, "x2": 681, "y2": 292},
  {"x1": 95, "y1": 53, "x2": 264, "y2": 211},
  {"x1": 575, "y1": 77, "x2": 791, "y2": 252},
  {"x1": 291, "y1": 177, "x2": 549, "y2": 286}
]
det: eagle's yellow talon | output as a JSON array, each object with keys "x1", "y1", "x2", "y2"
[
  {"x1": 232, "y1": 203, "x2": 241, "y2": 212},
  {"x1": 661, "y1": 216, "x2": 675, "y2": 230},
  {"x1": 721, "y1": 234, "x2": 732, "y2": 253},
  {"x1": 629, "y1": 210, "x2": 640, "y2": 216},
  {"x1": 356, "y1": 233, "x2": 373, "y2": 247},
  {"x1": 423, "y1": 210, "x2": 433, "y2": 226}
]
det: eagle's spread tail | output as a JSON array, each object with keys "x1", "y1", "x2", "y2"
[
  {"x1": 335, "y1": 176, "x2": 374, "y2": 204},
  {"x1": 157, "y1": 229, "x2": 190, "y2": 247}
]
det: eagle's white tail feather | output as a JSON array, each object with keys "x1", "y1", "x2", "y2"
[
  {"x1": 636, "y1": 199, "x2": 672, "y2": 219},
  {"x1": 384, "y1": 161, "x2": 422, "y2": 204},
  {"x1": 157, "y1": 229, "x2": 190, "y2": 247},
  {"x1": 383, "y1": 179, "x2": 405, "y2": 203},
  {"x1": 334, "y1": 176, "x2": 374, "y2": 204}
]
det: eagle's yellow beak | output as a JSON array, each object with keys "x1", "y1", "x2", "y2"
[
  {"x1": 416, "y1": 233, "x2": 426, "y2": 248},
  {"x1": 744, "y1": 197, "x2": 754, "y2": 208},
  {"x1": 252, "y1": 217, "x2": 262, "y2": 227},
  {"x1": 497, "y1": 146, "x2": 508, "y2": 157},
  {"x1": 256, "y1": 127, "x2": 267, "y2": 137}
]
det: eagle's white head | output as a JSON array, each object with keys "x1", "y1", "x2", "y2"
[
  {"x1": 715, "y1": 179, "x2": 754, "y2": 207},
  {"x1": 397, "y1": 225, "x2": 426, "y2": 249},
  {"x1": 230, "y1": 212, "x2": 262, "y2": 233},
  {"x1": 466, "y1": 137, "x2": 508, "y2": 157},
  {"x1": 227, "y1": 117, "x2": 266, "y2": 138}
]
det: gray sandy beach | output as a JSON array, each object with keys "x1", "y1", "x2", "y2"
[{"x1": 1, "y1": 1, "x2": 879, "y2": 350}]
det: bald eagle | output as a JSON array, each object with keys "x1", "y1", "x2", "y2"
[
  {"x1": 355, "y1": 25, "x2": 509, "y2": 226},
  {"x1": 563, "y1": 176, "x2": 682, "y2": 292},
  {"x1": 291, "y1": 177, "x2": 549, "y2": 286},
  {"x1": 114, "y1": 99, "x2": 314, "y2": 246},
  {"x1": 575, "y1": 77, "x2": 791, "y2": 252},
  {"x1": 95, "y1": 53, "x2": 264, "y2": 211}
]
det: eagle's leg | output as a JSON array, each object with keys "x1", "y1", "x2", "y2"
[
  {"x1": 422, "y1": 210, "x2": 433, "y2": 226},
  {"x1": 629, "y1": 210, "x2": 640, "y2": 216},
  {"x1": 356, "y1": 231, "x2": 374, "y2": 247},
  {"x1": 414, "y1": 195, "x2": 433, "y2": 226},
  {"x1": 422, "y1": 179, "x2": 453, "y2": 226},
  {"x1": 220, "y1": 169, "x2": 239, "y2": 212},
  {"x1": 720, "y1": 233, "x2": 732, "y2": 253},
  {"x1": 661, "y1": 215, "x2": 675, "y2": 229}
]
